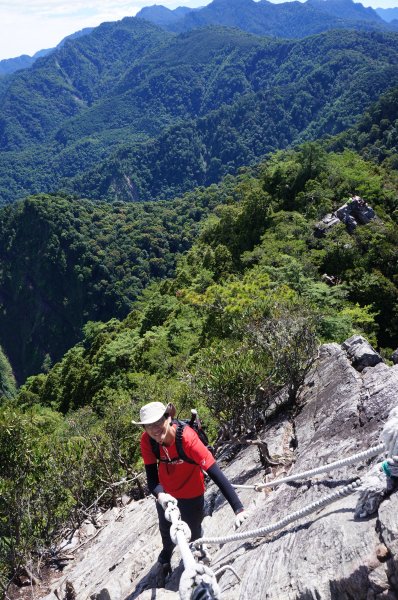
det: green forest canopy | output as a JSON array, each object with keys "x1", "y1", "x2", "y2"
[{"x1": 1, "y1": 26, "x2": 398, "y2": 203}]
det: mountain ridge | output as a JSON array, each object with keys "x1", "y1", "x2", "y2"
[
  {"x1": 2, "y1": 0, "x2": 396, "y2": 80},
  {"x1": 1, "y1": 23, "x2": 398, "y2": 204},
  {"x1": 136, "y1": 0, "x2": 398, "y2": 37},
  {"x1": 375, "y1": 7, "x2": 398, "y2": 22},
  {"x1": 0, "y1": 27, "x2": 94, "y2": 78},
  {"x1": 62, "y1": 28, "x2": 398, "y2": 202}
]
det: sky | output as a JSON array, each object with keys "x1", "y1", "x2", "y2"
[{"x1": 0, "y1": 0, "x2": 398, "y2": 61}]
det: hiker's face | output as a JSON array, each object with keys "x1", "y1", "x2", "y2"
[{"x1": 145, "y1": 416, "x2": 169, "y2": 443}]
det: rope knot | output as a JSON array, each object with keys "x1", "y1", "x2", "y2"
[
  {"x1": 170, "y1": 520, "x2": 191, "y2": 545},
  {"x1": 164, "y1": 503, "x2": 180, "y2": 523},
  {"x1": 382, "y1": 456, "x2": 398, "y2": 478},
  {"x1": 179, "y1": 563, "x2": 221, "y2": 600}
]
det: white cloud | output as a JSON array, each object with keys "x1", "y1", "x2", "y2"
[{"x1": 362, "y1": 0, "x2": 398, "y2": 6}]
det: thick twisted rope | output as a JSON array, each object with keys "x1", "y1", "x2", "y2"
[
  {"x1": 163, "y1": 501, "x2": 220, "y2": 600},
  {"x1": 194, "y1": 442, "x2": 388, "y2": 547},
  {"x1": 233, "y1": 442, "x2": 385, "y2": 491},
  {"x1": 166, "y1": 503, "x2": 196, "y2": 570},
  {"x1": 194, "y1": 479, "x2": 362, "y2": 547},
  {"x1": 163, "y1": 442, "x2": 388, "y2": 592}
]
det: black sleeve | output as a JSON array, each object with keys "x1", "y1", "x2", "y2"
[
  {"x1": 144, "y1": 463, "x2": 164, "y2": 497},
  {"x1": 207, "y1": 462, "x2": 244, "y2": 514}
]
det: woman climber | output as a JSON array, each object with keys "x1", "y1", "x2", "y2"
[{"x1": 132, "y1": 401, "x2": 247, "y2": 572}]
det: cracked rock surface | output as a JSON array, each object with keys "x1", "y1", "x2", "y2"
[{"x1": 41, "y1": 339, "x2": 398, "y2": 600}]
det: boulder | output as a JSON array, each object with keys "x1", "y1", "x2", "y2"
[
  {"x1": 342, "y1": 335, "x2": 383, "y2": 372},
  {"x1": 335, "y1": 203, "x2": 351, "y2": 221},
  {"x1": 39, "y1": 340, "x2": 398, "y2": 600},
  {"x1": 336, "y1": 197, "x2": 376, "y2": 230},
  {"x1": 314, "y1": 214, "x2": 341, "y2": 238},
  {"x1": 349, "y1": 196, "x2": 376, "y2": 225}
]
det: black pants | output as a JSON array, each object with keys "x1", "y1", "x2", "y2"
[{"x1": 156, "y1": 494, "x2": 204, "y2": 560}]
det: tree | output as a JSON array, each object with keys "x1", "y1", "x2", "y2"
[
  {"x1": 247, "y1": 306, "x2": 319, "y2": 404},
  {"x1": 0, "y1": 348, "x2": 16, "y2": 402}
]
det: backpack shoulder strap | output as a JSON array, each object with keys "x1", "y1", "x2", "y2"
[
  {"x1": 148, "y1": 421, "x2": 199, "y2": 465},
  {"x1": 149, "y1": 435, "x2": 160, "y2": 460},
  {"x1": 175, "y1": 420, "x2": 197, "y2": 465}
]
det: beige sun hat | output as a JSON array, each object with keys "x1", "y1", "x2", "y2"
[{"x1": 131, "y1": 401, "x2": 167, "y2": 425}]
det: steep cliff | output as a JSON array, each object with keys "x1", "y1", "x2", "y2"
[{"x1": 40, "y1": 337, "x2": 398, "y2": 600}]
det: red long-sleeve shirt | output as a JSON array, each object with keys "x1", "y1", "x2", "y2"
[{"x1": 140, "y1": 423, "x2": 216, "y2": 499}]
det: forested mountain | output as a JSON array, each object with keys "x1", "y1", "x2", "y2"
[
  {"x1": 328, "y1": 85, "x2": 398, "y2": 170},
  {"x1": 0, "y1": 19, "x2": 170, "y2": 151},
  {"x1": 0, "y1": 0, "x2": 392, "y2": 81},
  {"x1": 307, "y1": 0, "x2": 382, "y2": 22},
  {"x1": 0, "y1": 55, "x2": 37, "y2": 78},
  {"x1": 376, "y1": 7, "x2": 398, "y2": 22},
  {"x1": 0, "y1": 184, "x2": 232, "y2": 382},
  {"x1": 137, "y1": 5, "x2": 196, "y2": 28},
  {"x1": 0, "y1": 6, "x2": 397, "y2": 385},
  {"x1": 137, "y1": 0, "x2": 397, "y2": 36},
  {"x1": 1, "y1": 123, "x2": 398, "y2": 385},
  {"x1": 1, "y1": 22, "x2": 398, "y2": 204},
  {"x1": 64, "y1": 29, "x2": 398, "y2": 201}
]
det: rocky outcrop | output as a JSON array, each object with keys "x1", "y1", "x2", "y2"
[
  {"x1": 314, "y1": 196, "x2": 377, "y2": 237},
  {"x1": 336, "y1": 196, "x2": 376, "y2": 231},
  {"x1": 40, "y1": 337, "x2": 398, "y2": 600},
  {"x1": 342, "y1": 334, "x2": 383, "y2": 372}
]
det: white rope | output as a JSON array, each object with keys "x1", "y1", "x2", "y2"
[
  {"x1": 159, "y1": 443, "x2": 388, "y2": 593},
  {"x1": 194, "y1": 479, "x2": 362, "y2": 547},
  {"x1": 233, "y1": 442, "x2": 385, "y2": 491},
  {"x1": 195, "y1": 441, "x2": 387, "y2": 548},
  {"x1": 162, "y1": 500, "x2": 221, "y2": 600},
  {"x1": 166, "y1": 504, "x2": 196, "y2": 570}
]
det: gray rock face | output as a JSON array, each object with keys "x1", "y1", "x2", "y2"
[
  {"x1": 349, "y1": 196, "x2": 376, "y2": 225},
  {"x1": 336, "y1": 196, "x2": 376, "y2": 230},
  {"x1": 40, "y1": 340, "x2": 398, "y2": 600}
]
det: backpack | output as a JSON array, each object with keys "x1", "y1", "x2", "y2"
[{"x1": 149, "y1": 410, "x2": 214, "y2": 465}]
